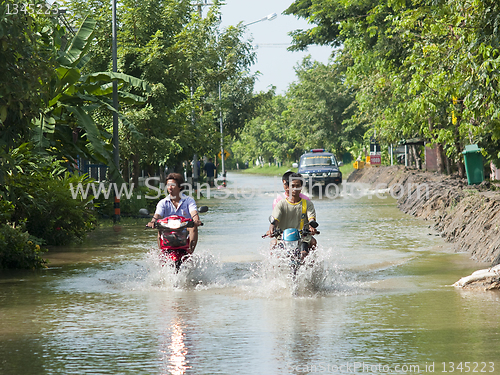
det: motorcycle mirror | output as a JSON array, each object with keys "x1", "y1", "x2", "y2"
[
  {"x1": 198, "y1": 206, "x2": 209, "y2": 213},
  {"x1": 309, "y1": 220, "x2": 319, "y2": 228},
  {"x1": 269, "y1": 215, "x2": 277, "y2": 225}
]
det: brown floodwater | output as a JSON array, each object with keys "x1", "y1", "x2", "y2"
[{"x1": 1, "y1": 173, "x2": 499, "y2": 374}]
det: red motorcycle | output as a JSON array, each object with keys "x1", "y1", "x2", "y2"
[{"x1": 148, "y1": 206, "x2": 208, "y2": 270}]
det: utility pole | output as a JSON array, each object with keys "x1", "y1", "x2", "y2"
[
  {"x1": 191, "y1": 1, "x2": 213, "y2": 189},
  {"x1": 192, "y1": 5, "x2": 276, "y2": 190},
  {"x1": 219, "y1": 82, "x2": 226, "y2": 187},
  {"x1": 112, "y1": 0, "x2": 120, "y2": 222},
  {"x1": 193, "y1": 1, "x2": 211, "y2": 18}
]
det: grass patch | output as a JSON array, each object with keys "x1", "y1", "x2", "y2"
[
  {"x1": 236, "y1": 162, "x2": 355, "y2": 179},
  {"x1": 340, "y1": 162, "x2": 355, "y2": 178},
  {"x1": 238, "y1": 164, "x2": 294, "y2": 176}
]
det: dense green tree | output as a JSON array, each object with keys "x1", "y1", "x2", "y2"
[
  {"x1": 285, "y1": 0, "x2": 500, "y2": 173},
  {"x1": 0, "y1": 2, "x2": 147, "y2": 267},
  {"x1": 232, "y1": 90, "x2": 289, "y2": 164},
  {"x1": 232, "y1": 57, "x2": 359, "y2": 164},
  {"x1": 0, "y1": 0, "x2": 57, "y2": 149},
  {"x1": 1, "y1": 3, "x2": 149, "y2": 180},
  {"x1": 285, "y1": 57, "x2": 360, "y2": 156},
  {"x1": 62, "y1": 0, "x2": 257, "y2": 182},
  {"x1": 35, "y1": 17, "x2": 150, "y2": 180}
]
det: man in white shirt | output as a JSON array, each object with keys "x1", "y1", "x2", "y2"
[{"x1": 147, "y1": 173, "x2": 201, "y2": 253}]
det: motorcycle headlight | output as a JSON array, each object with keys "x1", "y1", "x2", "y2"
[{"x1": 284, "y1": 240, "x2": 299, "y2": 251}]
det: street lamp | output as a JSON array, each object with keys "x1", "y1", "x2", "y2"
[
  {"x1": 219, "y1": 12, "x2": 277, "y2": 187},
  {"x1": 244, "y1": 13, "x2": 277, "y2": 27}
]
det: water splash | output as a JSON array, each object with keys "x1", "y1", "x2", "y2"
[
  {"x1": 244, "y1": 244, "x2": 361, "y2": 298},
  {"x1": 56, "y1": 244, "x2": 362, "y2": 298},
  {"x1": 140, "y1": 248, "x2": 228, "y2": 291}
]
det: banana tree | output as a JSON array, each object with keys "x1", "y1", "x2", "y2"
[{"x1": 34, "y1": 16, "x2": 150, "y2": 181}]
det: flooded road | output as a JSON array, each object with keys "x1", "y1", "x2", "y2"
[{"x1": 1, "y1": 172, "x2": 499, "y2": 374}]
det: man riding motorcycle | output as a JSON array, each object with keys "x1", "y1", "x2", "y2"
[
  {"x1": 266, "y1": 172, "x2": 318, "y2": 259},
  {"x1": 147, "y1": 173, "x2": 202, "y2": 253}
]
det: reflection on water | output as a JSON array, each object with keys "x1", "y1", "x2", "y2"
[
  {"x1": 161, "y1": 317, "x2": 191, "y2": 375},
  {"x1": 1, "y1": 173, "x2": 500, "y2": 374}
]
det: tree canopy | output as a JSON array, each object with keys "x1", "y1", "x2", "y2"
[
  {"x1": 62, "y1": 0, "x2": 259, "y2": 181},
  {"x1": 1, "y1": 0, "x2": 261, "y2": 267},
  {"x1": 232, "y1": 57, "x2": 361, "y2": 164},
  {"x1": 285, "y1": 0, "x2": 500, "y2": 172}
]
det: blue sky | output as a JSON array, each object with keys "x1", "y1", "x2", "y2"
[{"x1": 217, "y1": 0, "x2": 333, "y2": 94}]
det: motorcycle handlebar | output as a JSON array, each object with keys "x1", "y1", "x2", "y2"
[
  {"x1": 145, "y1": 221, "x2": 203, "y2": 229},
  {"x1": 302, "y1": 228, "x2": 320, "y2": 235},
  {"x1": 262, "y1": 229, "x2": 281, "y2": 238},
  {"x1": 262, "y1": 228, "x2": 320, "y2": 238}
]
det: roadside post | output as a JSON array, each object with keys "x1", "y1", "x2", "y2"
[{"x1": 369, "y1": 138, "x2": 381, "y2": 167}]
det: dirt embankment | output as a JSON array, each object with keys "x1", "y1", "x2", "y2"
[{"x1": 347, "y1": 166, "x2": 500, "y2": 266}]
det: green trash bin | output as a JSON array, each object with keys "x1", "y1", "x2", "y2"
[{"x1": 462, "y1": 144, "x2": 484, "y2": 185}]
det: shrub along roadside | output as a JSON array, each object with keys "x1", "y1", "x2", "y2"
[
  {"x1": 22, "y1": 172, "x2": 97, "y2": 246},
  {"x1": 0, "y1": 223, "x2": 47, "y2": 270},
  {"x1": 0, "y1": 200, "x2": 47, "y2": 269},
  {"x1": 0, "y1": 145, "x2": 98, "y2": 269}
]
